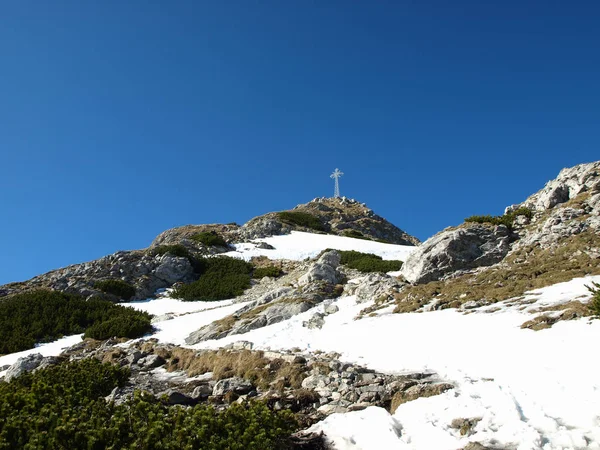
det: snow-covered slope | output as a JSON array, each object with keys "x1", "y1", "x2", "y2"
[
  {"x1": 224, "y1": 230, "x2": 415, "y2": 262},
  {"x1": 2, "y1": 232, "x2": 600, "y2": 449}
]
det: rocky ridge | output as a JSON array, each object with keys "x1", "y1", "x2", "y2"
[
  {"x1": 0, "y1": 197, "x2": 416, "y2": 301},
  {"x1": 400, "y1": 161, "x2": 600, "y2": 287}
]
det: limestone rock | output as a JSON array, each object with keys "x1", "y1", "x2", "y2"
[
  {"x1": 4, "y1": 353, "x2": 44, "y2": 381},
  {"x1": 401, "y1": 224, "x2": 512, "y2": 284},
  {"x1": 212, "y1": 377, "x2": 254, "y2": 396},
  {"x1": 509, "y1": 161, "x2": 600, "y2": 212},
  {"x1": 298, "y1": 250, "x2": 341, "y2": 286}
]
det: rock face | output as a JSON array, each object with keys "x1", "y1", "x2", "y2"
[
  {"x1": 401, "y1": 224, "x2": 513, "y2": 284},
  {"x1": 298, "y1": 250, "x2": 342, "y2": 286},
  {"x1": 4, "y1": 353, "x2": 44, "y2": 382},
  {"x1": 507, "y1": 161, "x2": 600, "y2": 212},
  {"x1": 185, "y1": 251, "x2": 343, "y2": 344},
  {"x1": 0, "y1": 251, "x2": 197, "y2": 301},
  {"x1": 400, "y1": 161, "x2": 600, "y2": 285},
  {"x1": 242, "y1": 197, "x2": 419, "y2": 245}
]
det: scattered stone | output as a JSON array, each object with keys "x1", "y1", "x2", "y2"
[
  {"x1": 304, "y1": 312, "x2": 326, "y2": 329},
  {"x1": 324, "y1": 304, "x2": 339, "y2": 315},
  {"x1": 212, "y1": 377, "x2": 254, "y2": 396},
  {"x1": 159, "y1": 389, "x2": 195, "y2": 405},
  {"x1": 143, "y1": 354, "x2": 165, "y2": 369}
]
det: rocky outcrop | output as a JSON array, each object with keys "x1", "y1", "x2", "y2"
[
  {"x1": 0, "y1": 251, "x2": 197, "y2": 301},
  {"x1": 344, "y1": 273, "x2": 403, "y2": 303},
  {"x1": 3, "y1": 353, "x2": 61, "y2": 382},
  {"x1": 401, "y1": 224, "x2": 513, "y2": 284},
  {"x1": 298, "y1": 251, "x2": 342, "y2": 287},
  {"x1": 185, "y1": 251, "x2": 343, "y2": 344},
  {"x1": 242, "y1": 197, "x2": 419, "y2": 245},
  {"x1": 507, "y1": 161, "x2": 600, "y2": 212},
  {"x1": 63, "y1": 339, "x2": 452, "y2": 426}
]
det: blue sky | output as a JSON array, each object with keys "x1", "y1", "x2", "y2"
[{"x1": 1, "y1": 1, "x2": 599, "y2": 285}]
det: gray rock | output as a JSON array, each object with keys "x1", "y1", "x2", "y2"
[
  {"x1": 509, "y1": 161, "x2": 600, "y2": 212},
  {"x1": 304, "y1": 312, "x2": 326, "y2": 329},
  {"x1": 349, "y1": 273, "x2": 400, "y2": 303},
  {"x1": 36, "y1": 356, "x2": 61, "y2": 371},
  {"x1": 324, "y1": 304, "x2": 339, "y2": 315},
  {"x1": 5, "y1": 353, "x2": 44, "y2": 381},
  {"x1": 126, "y1": 351, "x2": 144, "y2": 365},
  {"x1": 255, "y1": 242, "x2": 275, "y2": 250},
  {"x1": 298, "y1": 251, "x2": 341, "y2": 286},
  {"x1": 154, "y1": 255, "x2": 194, "y2": 285},
  {"x1": 159, "y1": 389, "x2": 195, "y2": 405},
  {"x1": 191, "y1": 384, "x2": 213, "y2": 399},
  {"x1": 212, "y1": 377, "x2": 254, "y2": 396},
  {"x1": 143, "y1": 354, "x2": 165, "y2": 369},
  {"x1": 302, "y1": 374, "x2": 331, "y2": 389},
  {"x1": 401, "y1": 224, "x2": 512, "y2": 284}
]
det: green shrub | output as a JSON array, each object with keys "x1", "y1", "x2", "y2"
[
  {"x1": 465, "y1": 207, "x2": 533, "y2": 229},
  {"x1": 277, "y1": 211, "x2": 325, "y2": 231},
  {"x1": 94, "y1": 279, "x2": 136, "y2": 300},
  {"x1": 191, "y1": 231, "x2": 228, "y2": 247},
  {"x1": 587, "y1": 282, "x2": 600, "y2": 316},
  {"x1": 342, "y1": 229, "x2": 369, "y2": 240},
  {"x1": 149, "y1": 244, "x2": 190, "y2": 258},
  {"x1": 253, "y1": 266, "x2": 283, "y2": 279},
  {"x1": 338, "y1": 250, "x2": 403, "y2": 273},
  {"x1": 84, "y1": 314, "x2": 153, "y2": 340},
  {"x1": 173, "y1": 257, "x2": 253, "y2": 301},
  {"x1": 0, "y1": 359, "x2": 298, "y2": 449},
  {"x1": 0, "y1": 290, "x2": 153, "y2": 354}
]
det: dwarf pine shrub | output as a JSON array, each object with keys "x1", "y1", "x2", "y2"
[
  {"x1": 587, "y1": 282, "x2": 600, "y2": 316},
  {"x1": 148, "y1": 244, "x2": 191, "y2": 258},
  {"x1": 465, "y1": 207, "x2": 533, "y2": 229},
  {"x1": 252, "y1": 265, "x2": 283, "y2": 279},
  {"x1": 338, "y1": 250, "x2": 403, "y2": 273},
  {"x1": 173, "y1": 256, "x2": 253, "y2": 301},
  {"x1": 0, "y1": 359, "x2": 298, "y2": 449},
  {"x1": 94, "y1": 279, "x2": 136, "y2": 300},
  {"x1": 191, "y1": 231, "x2": 228, "y2": 247},
  {"x1": 0, "y1": 290, "x2": 153, "y2": 353},
  {"x1": 277, "y1": 211, "x2": 325, "y2": 231}
]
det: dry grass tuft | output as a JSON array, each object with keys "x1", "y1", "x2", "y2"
[
  {"x1": 162, "y1": 348, "x2": 308, "y2": 390},
  {"x1": 393, "y1": 231, "x2": 600, "y2": 313}
]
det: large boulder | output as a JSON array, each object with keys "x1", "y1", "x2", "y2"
[
  {"x1": 4, "y1": 353, "x2": 44, "y2": 381},
  {"x1": 401, "y1": 224, "x2": 512, "y2": 284},
  {"x1": 507, "y1": 161, "x2": 600, "y2": 212},
  {"x1": 298, "y1": 250, "x2": 341, "y2": 286}
]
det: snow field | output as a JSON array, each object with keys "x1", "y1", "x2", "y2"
[{"x1": 2, "y1": 232, "x2": 600, "y2": 449}]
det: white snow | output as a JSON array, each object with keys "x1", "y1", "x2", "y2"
[
  {"x1": 223, "y1": 231, "x2": 415, "y2": 262},
  {"x1": 123, "y1": 297, "x2": 235, "y2": 317},
  {"x1": 3, "y1": 232, "x2": 600, "y2": 449},
  {"x1": 0, "y1": 334, "x2": 83, "y2": 378},
  {"x1": 189, "y1": 275, "x2": 600, "y2": 450}
]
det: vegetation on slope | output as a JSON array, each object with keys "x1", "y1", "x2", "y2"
[
  {"x1": 148, "y1": 244, "x2": 191, "y2": 258},
  {"x1": 277, "y1": 211, "x2": 325, "y2": 232},
  {"x1": 94, "y1": 279, "x2": 136, "y2": 300},
  {"x1": 0, "y1": 359, "x2": 298, "y2": 449},
  {"x1": 338, "y1": 250, "x2": 403, "y2": 273},
  {"x1": 587, "y1": 282, "x2": 600, "y2": 316},
  {"x1": 173, "y1": 256, "x2": 253, "y2": 301},
  {"x1": 252, "y1": 265, "x2": 284, "y2": 279},
  {"x1": 0, "y1": 290, "x2": 153, "y2": 354},
  {"x1": 393, "y1": 231, "x2": 600, "y2": 313},
  {"x1": 465, "y1": 207, "x2": 533, "y2": 229},
  {"x1": 191, "y1": 231, "x2": 229, "y2": 247}
]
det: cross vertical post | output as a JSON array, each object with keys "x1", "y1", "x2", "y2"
[{"x1": 330, "y1": 168, "x2": 344, "y2": 198}]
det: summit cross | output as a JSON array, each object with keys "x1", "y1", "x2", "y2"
[{"x1": 330, "y1": 168, "x2": 344, "y2": 198}]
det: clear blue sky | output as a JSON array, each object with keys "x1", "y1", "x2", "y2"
[{"x1": 1, "y1": 1, "x2": 599, "y2": 285}]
